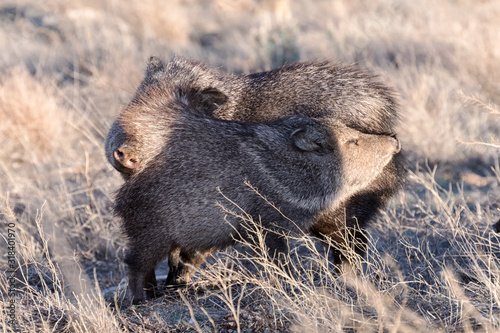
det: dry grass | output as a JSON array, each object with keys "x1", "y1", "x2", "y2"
[{"x1": 1, "y1": 0, "x2": 499, "y2": 332}]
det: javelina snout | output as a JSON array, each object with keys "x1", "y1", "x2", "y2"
[
  {"x1": 105, "y1": 120, "x2": 143, "y2": 177},
  {"x1": 113, "y1": 148, "x2": 137, "y2": 172},
  {"x1": 323, "y1": 123, "x2": 401, "y2": 193},
  {"x1": 114, "y1": 84, "x2": 400, "y2": 304}
]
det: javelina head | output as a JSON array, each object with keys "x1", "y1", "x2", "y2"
[
  {"x1": 328, "y1": 122, "x2": 401, "y2": 191},
  {"x1": 105, "y1": 56, "x2": 230, "y2": 176},
  {"x1": 105, "y1": 84, "x2": 202, "y2": 177},
  {"x1": 252, "y1": 117, "x2": 400, "y2": 211}
]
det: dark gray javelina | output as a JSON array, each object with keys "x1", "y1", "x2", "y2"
[
  {"x1": 114, "y1": 82, "x2": 401, "y2": 303},
  {"x1": 106, "y1": 56, "x2": 405, "y2": 287},
  {"x1": 106, "y1": 56, "x2": 401, "y2": 176}
]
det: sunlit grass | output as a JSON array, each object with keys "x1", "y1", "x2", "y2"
[{"x1": 1, "y1": 0, "x2": 499, "y2": 331}]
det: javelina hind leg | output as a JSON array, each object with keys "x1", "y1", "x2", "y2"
[
  {"x1": 165, "y1": 249, "x2": 212, "y2": 287},
  {"x1": 263, "y1": 231, "x2": 289, "y2": 263}
]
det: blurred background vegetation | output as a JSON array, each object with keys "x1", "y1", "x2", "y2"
[{"x1": 0, "y1": 0, "x2": 499, "y2": 332}]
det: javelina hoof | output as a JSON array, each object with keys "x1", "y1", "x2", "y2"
[{"x1": 494, "y1": 219, "x2": 500, "y2": 233}]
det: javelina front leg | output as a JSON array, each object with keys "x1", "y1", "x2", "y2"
[
  {"x1": 311, "y1": 156, "x2": 404, "y2": 266},
  {"x1": 126, "y1": 245, "x2": 164, "y2": 304},
  {"x1": 263, "y1": 232, "x2": 289, "y2": 263},
  {"x1": 144, "y1": 267, "x2": 158, "y2": 299},
  {"x1": 330, "y1": 189, "x2": 392, "y2": 264},
  {"x1": 330, "y1": 226, "x2": 368, "y2": 266},
  {"x1": 310, "y1": 202, "x2": 373, "y2": 267},
  {"x1": 127, "y1": 264, "x2": 155, "y2": 304}
]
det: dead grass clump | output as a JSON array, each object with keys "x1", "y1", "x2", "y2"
[
  {"x1": 459, "y1": 94, "x2": 500, "y2": 150},
  {"x1": 0, "y1": 68, "x2": 68, "y2": 167},
  {"x1": 0, "y1": 199, "x2": 126, "y2": 333}
]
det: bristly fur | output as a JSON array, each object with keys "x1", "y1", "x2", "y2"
[
  {"x1": 112, "y1": 83, "x2": 401, "y2": 303},
  {"x1": 105, "y1": 57, "x2": 406, "y2": 302}
]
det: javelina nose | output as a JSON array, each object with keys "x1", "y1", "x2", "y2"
[
  {"x1": 114, "y1": 148, "x2": 137, "y2": 170},
  {"x1": 390, "y1": 135, "x2": 401, "y2": 153},
  {"x1": 114, "y1": 149, "x2": 126, "y2": 163}
]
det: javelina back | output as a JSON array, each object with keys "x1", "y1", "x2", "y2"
[
  {"x1": 106, "y1": 56, "x2": 400, "y2": 175},
  {"x1": 114, "y1": 83, "x2": 401, "y2": 303}
]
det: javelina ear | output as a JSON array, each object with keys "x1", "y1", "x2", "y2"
[
  {"x1": 291, "y1": 126, "x2": 324, "y2": 152},
  {"x1": 146, "y1": 56, "x2": 166, "y2": 77},
  {"x1": 197, "y1": 87, "x2": 228, "y2": 115}
]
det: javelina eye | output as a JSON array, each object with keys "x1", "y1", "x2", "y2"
[{"x1": 347, "y1": 138, "x2": 358, "y2": 145}]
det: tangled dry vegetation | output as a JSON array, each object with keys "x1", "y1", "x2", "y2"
[{"x1": 1, "y1": 0, "x2": 499, "y2": 332}]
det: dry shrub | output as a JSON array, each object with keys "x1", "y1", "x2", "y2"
[
  {"x1": 191, "y1": 167, "x2": 500, "y2": 332},
  {"x1": 459, "y1": 94, "x2": 500, "y2": 150}
]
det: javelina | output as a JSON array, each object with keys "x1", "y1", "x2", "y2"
[
  {"x1": 115, "y1": 82, "x2": 401, "y2": 303},
  {"x1": 106, "y1": 56, "x2": 405, "y2": 277},
  {"x1": 106, "y1": 56, "x2": 400, "y2": 175}
]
